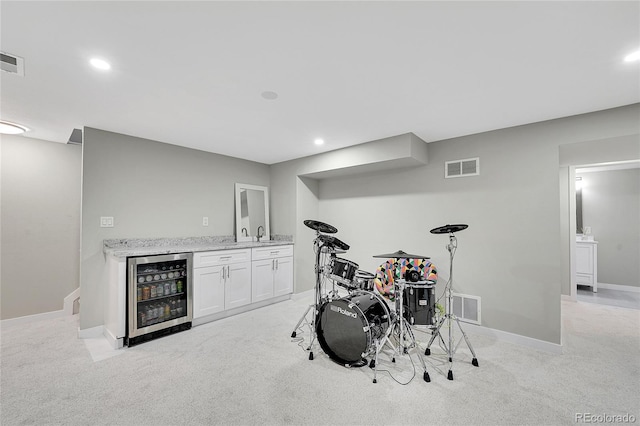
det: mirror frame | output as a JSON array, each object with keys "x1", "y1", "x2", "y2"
[{"x1": 235, "y1": 183, "x2": 270, "y2": 242}]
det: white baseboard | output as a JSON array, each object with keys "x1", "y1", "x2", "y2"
[
  {"x1": 290, "y1": 288, "x2": 314, "y2": 301},
  {"x1": 1, "y1": 288, "x2": 80, "y2": 326},
  {"x1": 597, "y1": 283, "x2": 640, "y2": 293},
  {"x1": 193, "y1": 294, "x2": 292, "y2": 327},
  {"x1": 291, "y1": 288, "x2": 562, "y2": 354},
  {"x1": 78, "y1": 325, "x2": 103, "y2": 339},
  {"x1": 462, "y1": 321, "x2": 563, "y2": 354},
  {"x1": 63, "y1": 287, "x2": 80, "y2": 315},
  {"x1": 1, "y1": 309, "x2": 66, "y2": 327},
  {"x1": 103, "y1": 327, "x2": 124, "y2": 349}
]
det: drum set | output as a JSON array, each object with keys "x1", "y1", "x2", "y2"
[{"x1": 291, "y1": 219, "x2": 479, "y2": 384}]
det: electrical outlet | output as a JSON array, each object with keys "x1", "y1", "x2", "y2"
[
  {"x1": 202, "y1": 216, "x2": 209, "y2": 226},
  {"x1": 100, "y1": 216, "x2": 114, "y2": 228}
]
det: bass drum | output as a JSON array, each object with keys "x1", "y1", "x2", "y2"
[{"x1": 316, "y1": 290, "x2": 390, "y2": 366}]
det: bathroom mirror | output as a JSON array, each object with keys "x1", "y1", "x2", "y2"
[{"x1": 235, "y1": 183, "x2": 270, "y2": 242}]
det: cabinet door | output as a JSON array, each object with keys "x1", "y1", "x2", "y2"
[
  {"x1": 225, "y1": 262, "x2": 252, "y2": 310},
  {"x1": 193, "y1": 265, "x2": 225, "y2": 318},
  {"x1": 576, "y1": 244, "x2": 593, "y2": 275},
  {"x1": 252, "y1": 259, "x2": 275, "y2": 303},
  {"x1": 274, "y1": 256, "x2": 294, "y2": 297}
]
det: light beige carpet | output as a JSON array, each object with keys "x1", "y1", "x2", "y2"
[{"x1": 1, "y1": 297, "x2": 638, "y2": 425}]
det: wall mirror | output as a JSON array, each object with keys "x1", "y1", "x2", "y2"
[
  {"x1": 576, "y1": 177, "x2": 583, "y2": 234},
  {"x1": 235, "y1": 183, "x2": 270, "y2": 242}
]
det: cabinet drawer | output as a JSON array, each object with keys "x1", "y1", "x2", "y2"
[
  {"x1": 576, "y1": 273, "x2": 594, "y2": 286},
  {"x1": 194, "y1": 249, "x2": 251, "y2": 268},
  {"x1": 252, "y1": 245, "x2": 294, "y2": 260}
]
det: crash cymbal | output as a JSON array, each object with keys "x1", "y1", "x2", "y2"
[
  {"x1": 373, "y1": 249, "x2": 430, "y2": 259},
  {"x1": 304, "y1": 219, "x2": 338, "y2": 234},
  {"x1": 317, "y1": 234, "x2": 350, "y2": 251},
  {"x1": 429, "y1": 224, "x2": 469, "y2": 234}
]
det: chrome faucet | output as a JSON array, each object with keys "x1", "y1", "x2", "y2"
[
  {"x1": 256, "y1": 226, "x2": 264, "y2": 242},
  {"x1": 241, "y1": 227, "x2": 248, "y2": 237}
]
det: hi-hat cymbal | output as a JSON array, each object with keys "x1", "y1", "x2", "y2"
[
  {"x1": 430, "y1": 224, "x2": 469, "y2": 234},
  {"x1": 317, "y1": 234, "x2": 350, "y2": 251},
  {"x1": 373, "y1": 249, "x2": 430, "y2": 259},
  {"x1": 304, "y1": 219, "x2": 338, "y2": 234}
]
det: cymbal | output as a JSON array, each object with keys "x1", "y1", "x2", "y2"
[
  {"x1": 317, "y1": 234, "x2": 350, "y2": 251},
  {"x1": 373, "y1": 249, "x2": 430, "y2": 259},
  {"x1": 430, "y1": 224, "x2": 469, "y2": 234},
  {"x1": 304, "y1": 219, "x2": 338, "y2": 234}
]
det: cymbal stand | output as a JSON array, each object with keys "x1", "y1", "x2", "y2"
[
  {"x1": 370, "y1": 278, "x2": 431, "y2": 384},
  {"x1": 425, "y1": 232, "x2": 479, "y2": 380},
  {"x1": 290, "y1": 230, "x2": 326, "y2": 361}
]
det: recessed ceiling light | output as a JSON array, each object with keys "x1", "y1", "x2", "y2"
[
  {"x1": 261, "y1": 91, "x2": 278, "y2": 100},
  {"x1": 624, "y1": 50, "x2": 640, "y2": 62},
  {"x1": 90, "y1": 57, "x2": 111, "y2": 70},
  {"x1": 314, "y1": 138, "x2": 324, "y2": 146},
  {"x1": 0, "y1": 120, "x2": 29, "y2": 134}
]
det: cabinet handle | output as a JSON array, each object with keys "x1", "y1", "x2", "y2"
[
  {"x1": 227, "y1": 265, "x2": 231, "y2": 279},
  {"x1": 271, "y1": 259, "x2": 275, "y2": 271},
  {"x1": 276, "y1": 259, "x2": 279, "y2": 270}
]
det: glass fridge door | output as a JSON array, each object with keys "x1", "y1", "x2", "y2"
[{"x1": 128, "y1": 253, "x2": 193, "y2": 339}]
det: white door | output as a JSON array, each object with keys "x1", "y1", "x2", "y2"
[
  {"x1": 274, "y1": 256, "x2": 294, "y2": 297},
  {"x1": 252, "y1": 259, "x2": 275, "y2": 303},
  {"x1": 193, "y1": 265, "x2": 225, "y2": 318},
  {"x1": 225, "y1": 262, "x2": 252, "y2": 309}
]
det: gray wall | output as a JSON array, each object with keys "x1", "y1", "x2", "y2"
[
  {"x1": 80, "y1": 128, "x2": 270, "y2": 330},
  {"x1": 578, "y1": 168, "x2": 640, "y2": 287},
  {"x1": 270, "y1": 104, "x2": 640, "y2": 345},
  {"x1": 1, "y1": 135, "x2": 81, "y2": 320}
]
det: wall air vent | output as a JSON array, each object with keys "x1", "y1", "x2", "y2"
[
  {"x1": 450, "y1": 293, "x2": 481, "y2": 325},
  {"x1": 1, "y1": 52, "x2": 25, "y2": 76},
  {"x1": 445, "y1": 157, "x2": 479, "y2": 178}
]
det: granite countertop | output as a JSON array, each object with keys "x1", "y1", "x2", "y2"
[{"x1": 104, "y1": 235, "x2": 293, "y2": 257}]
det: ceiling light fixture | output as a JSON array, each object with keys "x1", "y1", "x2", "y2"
[
  {"x1": 90, "y1": 57, "x2": 111, "y2": 70},
  {"x1": 261, "y1": 91, "x2": 278, "y2": 100},
  {"x1": 0, "y1": 120, "x2": 29, "y2": 134},
  {"x1": 624, "y1": 50, "x2": 640, "y2": 62},
  {"x1": 314, "y1": 138, "x2": 324, "y2": 146}
]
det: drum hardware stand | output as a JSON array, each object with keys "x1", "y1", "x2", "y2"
[
  {"x1": 369, "y1": 278, "x2": 431, "y2": 384},
  {"x1": 290, "y1": 231, "x2": 327, "y2": 360},
  {"x1": 425, "y1": 226, "x2": 479, "y2": 380}
]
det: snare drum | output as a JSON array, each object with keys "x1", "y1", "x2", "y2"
[
  {"x1": 328, "y1": 257, "x2": 359, "y2": 287},
  {"x1": 353, "y1": 270, "x2": 375, "y2": 291},
  {"x1": 403, "y1": 284, "x2": 437, "y2": 327}
]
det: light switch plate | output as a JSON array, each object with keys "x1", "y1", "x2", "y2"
[
  {"x1": 202, "y1": 216, "x2": 209, "y2": 226},
  {"x1": 100, "y1": 216, "x2": 114, "y2": 228}
]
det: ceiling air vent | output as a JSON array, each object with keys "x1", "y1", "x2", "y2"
[
  {"x1": 1, "y1": 52, "x2": 25, "y2": 76},
  {"x1": 445, "y1": 157, "x2": 479, "y2": 178}
]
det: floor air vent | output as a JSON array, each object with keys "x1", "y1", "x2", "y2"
[
  {"x1": 1, "y1": 52, "x2": 25, "y2": 76},
  {"x1": 450, "y1": 293, "x2": 481, "y2": 324},
  {"x1": 445, "y1": 157, "x2": 479, "y2": 178}
]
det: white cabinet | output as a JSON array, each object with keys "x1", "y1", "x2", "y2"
[
  {"x1": 576, "y1": 240, "x2": 598, "y2": 292},
  {"x1": 193, "y1": 249, "x2": 252, "y2": 318},
  {"x1": 224, "y1": 262, "x2": 252, "y2": 309},
  {"x1": 252, "y1": 245, "x2": 294, "y2": 302},
  {"x1": 193, "y1": 265, "x2": 225, "y2": 318},
  {"x1": 274, "y1": 256, "x2": 294, "y2": 297}
]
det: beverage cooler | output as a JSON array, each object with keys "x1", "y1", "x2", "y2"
[{"x1": 126, "y1": 253, "x2": 193, "y2": 346}]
